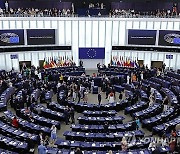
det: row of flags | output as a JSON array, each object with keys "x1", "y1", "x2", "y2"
[
  {"x1": 110, "y1": 56, "x2": 139, "y2": 68},
  {"x1": 43, "y1": 56, "x2": 74, "y2": 69}
]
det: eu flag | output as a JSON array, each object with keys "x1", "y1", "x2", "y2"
[
  {"x1": 79, "y1": 48, "x2": 105, "y2": 59},
  {"x1": 9, "y1": 36, "x2": 19, "y2": 43},
  {"x1": 173, "y1": 38, "x2": 180, "y2": 45}
]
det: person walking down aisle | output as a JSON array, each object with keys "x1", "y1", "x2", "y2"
[
  {"x1": 84, "y1": 89, "x2": 88, "y2": 103},
  {"x1": 108, "y1": 91, "x2": 115, "y2": 103},
  {"x1": 50, "y1": 125, "x2": 57, "y2": 146},
  {"x1": 98, "y1": 92, "x2": 102, "y2": 105},
  {"x1": 70, "y1": 106, "x2": 75, "y2": 124}
]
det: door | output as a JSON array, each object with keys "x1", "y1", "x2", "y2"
[
  {"x1": 151, "y1": 61, "x2": 163, "y2": 68},
  {"x1": 39, "y1": 60, "x2": 44, "y2": 69}
]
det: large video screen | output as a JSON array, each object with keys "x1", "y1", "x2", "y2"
[
  {"x1": 158, "y1": 30, "x2": 180, "y2": 46},
  {"x1": 0, "y1": 30, "x2": 24, "y2": 46},
  {"x1": 79, "y1": 48, "x2": 105, "y2": 59},
  {"x1": 128, "y1": 29, "x2": 157, "y2": 45},
  {"x1": 27, "y1": 29, "x2": 55, "y2": 45}
]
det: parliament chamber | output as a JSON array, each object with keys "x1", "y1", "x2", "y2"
[{"x1": 0, "y1": 0, "x2": 179, "y2": 154}]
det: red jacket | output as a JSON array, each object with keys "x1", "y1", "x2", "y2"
[{"x1": 12, "y1": 118, "x2": 19, "y2": 128}]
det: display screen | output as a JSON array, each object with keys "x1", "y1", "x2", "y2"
[
  {"x1": 128, "y1": 29, "x2": 157, "y2": 45},
  {"x1": 0, "y1": 30, "x2": 24, "y2": 46},
  {"x1": 27, "y1": 29, "x2": 55, "y2": 45},
  {"x1": 158, "y1": 30, "x2": 180, "y2": 46},
  {"x1": 79, "y1": 48, "x2": 105, "y2": 59}
]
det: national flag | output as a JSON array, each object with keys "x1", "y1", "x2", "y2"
[{"x1": 43, "y1": 58, "x2": 48, "y2": 69}]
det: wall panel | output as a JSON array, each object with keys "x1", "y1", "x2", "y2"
[
  {"x1": 112, "y1": 21, "x2": 119, "y2": 45},
  {"x1": 92, "y1": 21, "x2": 99, "y2": 47},
  {"x1": 78, "y1": 21, "x2": 85, "y2": 47},
  {"x1": 37, "y1": 21, "x2": 44, "y2": 29},
  {"x1": 65, "y1": 21, "x2": 72, "y2": 45},
  {"x1": 30, "y1": 21, "x2": 36, "y2": 29},
  {"x1": 44, "y1": 20, "x2": 51, "y2": 29},
  {"x1": 9, "y1": 21, "x2": 15, "y2": 29},
  {"x1": 85, "y1": 20, "x2": 92, "y2": 47},
  {"x1": 58, "y1": 20, "x2": 65, "y2": 45},
  {"x1": 98, "y1": 21, "x2": 105, "y2": 47},
  {"x1": 119, "y1": 21, "x2": 126, "y2": 45}
]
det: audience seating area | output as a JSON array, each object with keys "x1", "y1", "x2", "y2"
[{"x1": 0, "y1": 68, "x2": 179, "y2": 153}]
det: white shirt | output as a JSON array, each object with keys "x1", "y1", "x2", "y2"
[
  {"x1": 51, "y1": 127, "x2": 57, "y2": 134},
  {"x1": 5, "y1": 2, "x2": 8, "y2": 8},
  {"x1": 38, "y1": 73, "x2": 41, "y2": 80}
]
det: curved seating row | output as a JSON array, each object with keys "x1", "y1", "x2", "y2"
[
  {"x1": 133, "y1": 103, "x2": 163, "y2": 120},
  {"x1": 0, "y1": 148, "x2": 18, "y2": 154},
  {"x1": 142, "y1": 80, "x2": 161, "y2": 90},
  {"x1": 77, "y1": 116, "x2": 125, "y2": 125},
  {"x1": 141, "y1": 107, "x2": 177, "y2": 130},
  {"x1": 46, "y1": 147, "x2": 152, "y2": 154},
  {"x1": 0, "y1": 120, "x2": 37, "y2": 143},
  {"x1": 34, "y1": 104, "x2": 65, "y2": 121},
  {"x1": 83, "y1": 110, "x2": 117, "y2": 117},
  {"x1": 150, "y1": 77, "x2": 171, "y2": 88},
  {"x1": 167, "y1": 71, "x2": 180, "y2": 80},
  {"x1": 0, "y1": 87, "x2": 15, "y2": 111},
  {"x1": 152, "y1": 116, "x2": 180, "y2": 136},
  {"x1": 47, "y1": 101, "x2": 66, "y2": 113},
  {"x1": 63, "y1": 130, "x2": 144, "y2": 142},
  {"x1": 124, "y1": 101, "x2": 149, "y2": 115},
  {"x1": 20, "y1": 109, "x2": 61, "y2": 129},
  {"x1": 54, "y1": 138, "x2": 150, "y2": 151},
  {"x1": 161, "y1": 88, "x2": 178, "y2": 106},
  {"x1": 171, "y1": 86, "x2": 180, "y2": 96},
  {"x1": 0, "y1": 134, "x2": 28, "y2": 153},
  {"x1": 122, "y1": 83, "x2": 134, "y2": 92},
  {"x1": 71, "y1": 121, "x2": 136, "y2": 133},
  {"x1": 114, "y1": 85, "x2": 124, "y2": 93},
  {"x1": 4, "y1": 110, "x2": 51, "y2": 135},
  {"x1": 68, "y1": 101, "x2": 123, "y2": 112},
  {"x1": 139, "y1": 90, "x2": 148, "y2": 101}
]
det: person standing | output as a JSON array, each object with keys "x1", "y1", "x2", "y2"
[
  {"x1": 127, "y1": 74, "x2": 130, "y2": 84},
  {"x1": 38, "y1": 141, "x2": 46, "y2": 154},
  {"x1": 84, "y1": 89, "x2": 88, "y2": 103},
  {"x1": 108, "y1": 91, "x2": 114, "y2": 103},
  {"x1": 98, "y1": 92, "x2": 102, "y2": 105},
  {"x1": 70, "y1": 107, "x2": 75, "y2": 124},
  {"x1": 119, "y1": 91, "x2": 123, "y2": 101},
  {"x1": 79, "y1": 60, "x2": 83, "y2": 67},
  {"x1": 12, "y1": 116, "x2": 19, "y2": 128},
  {"x1": 77, "y1": 91, "x2": 81, "y2": 103},
  {"x1": 5, "y1": 1, "x2": 8, "y2": 12},
  {"x1": 64, "y1": 107, "x2": 69, "y2": 125},
  {"x1": 135, "y1": 117, "x2": 140, "y2": 130},
  {"x1": 72, "y1": 89, "x2": 76, "y2": 102},
  {"x1": 121, "y1": 137, "x2": 128, "y2": 151},
  {"x1": 50, "y1": 125, "x2": 57, "y2": 146},
  {"x1": 163, "y1": 96, "x2": 168, "y2": 111}
]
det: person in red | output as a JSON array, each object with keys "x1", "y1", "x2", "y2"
[{"x1": 12, "y1": 116, "x2": 19, "y2": 128}]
